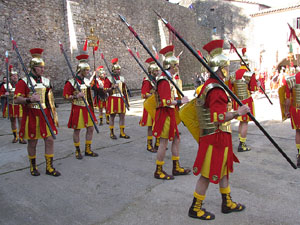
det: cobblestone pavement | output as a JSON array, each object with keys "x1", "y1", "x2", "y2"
[{"x1": 0, "y1": 90, "x2": 299, "y2": 225}]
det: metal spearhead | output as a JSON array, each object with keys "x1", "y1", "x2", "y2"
[
  {"x1": 153, "y1": 9, "x2": 168, "y2": 24},
  {"x1": 118, "y1": 14, "x2": 130, "y2": 27},
  {"x1": 5, "y1": 51, "x2": 8, "y2": 58}
]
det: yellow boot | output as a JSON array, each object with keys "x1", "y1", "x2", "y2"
[
  {"x1": 74, "y1": 142, "x2": 82, "y2": 160},
  {"x1": 154, "y1": 160, "x2": 174, "y2": 180},
  {"x1": 110, "y1": 126, "x2": 117, "y2": 139},
  {"x1": 99, "y1": 115, "x2": 103, "y2": 126},
  {"x1": 12, "y1": 129, "x2": 18, "y2": 143},
  {"x1": 85, "y1": 140, "x2": 98, "y2": 157},
  {"x1": 172, "y1": 156, "x2": 191, "y2": 176},
  {"x1": 120, "y1": 125, "x2": 130, "y2": 139},
  {"x1": 154, "y1": 137, "x2": 160, "y2": 151},
  {"x1": 220, "y1": 186, "x2": 245, "y2": 213},
  {"x1": 45, "y1": 154, "x2": 61, "y2": 177},
  {"x1": 146, "y1": 136, "x2": 156, "y2": 153},
  {"x1": 28, "y1": 155, "x2": 40, "y2": 176},
  {"x1": 238, "y1": 136, "x2": 251, "y2": 152},
  {"x1": 106, "y1": 114, "x2": 110, "y2": 125},
  {"x1": 188, "y1": 192, "x2": 215, "y2": 220}
]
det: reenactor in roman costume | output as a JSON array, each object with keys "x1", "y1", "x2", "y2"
[
  {"x1": 0, "y1": 65, "x2": 26, "y2": 144},
  {"x1": 139, "y1": 57, "x2": 160, "y2": 153},
  {"x1": 14, "y1": 48, "x2": 60, "y2": 176},
  {"x1": 152, "y1": 45, "x2": 190, "y2": 180},
  {"x1": 228, "y1": 48, "x2": 260, "y2": 152},
  {"x1": 63, "y1": 54, "x2": 98, "y2": 160},
  {"x1": 91, "y1": 66, "x2": 109, "y2": 126},
  {"x1": 182, "y1": 40, "x2": 249, "y2": 220},
  {"x1": 279, "y1": 72, "x2": 300, "y2": 168},
  {"x1": 104, "y1": 58, "x2": 130, "y2": 139}
]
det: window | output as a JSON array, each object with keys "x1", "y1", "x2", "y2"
[
  {"x1": 297, "y1": 17, "x2": 300, "y2": 29},
  {"x1": 213, "y1": 27, "x2": 217, "y2": 34}
]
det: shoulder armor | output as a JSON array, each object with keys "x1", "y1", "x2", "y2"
[
  {"x1": 67, "y1": 78, "x2": 76, "y2": 87},
  {"x1": 201, "y1": 83, "x2": 225, "y2": 99},
  {"x1": 83, "y1": 77, "x2": 90, "y2": 87},
  {"x1": 156, "y1": 75, "x2": 168, "y2": 83},
  {"x1": 119, "y1": 76, "x2": 125, "y2": 83},
  {"x1": 243, "y1": 71, "x2": 253, "y2": 84},
  {"x1": 286, "y1": 75, "x2": 296, "y2": 89},
  {"x1": 41, "y1": 77, "x2": 51, "y2": 88}
]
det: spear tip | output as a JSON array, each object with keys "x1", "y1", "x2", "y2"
[
  {"x1": 118, "y1": 14, "x2": 125, "y2": 22},
  {"x1": 5, "y1": 51, "x2": 8, "y2": 57},
  {"x1": 153, "y1": 9, "x2": 160, "y2": 17},
  {"x1": 153, "y1": 10, "x2": 168, "y2": 24}
]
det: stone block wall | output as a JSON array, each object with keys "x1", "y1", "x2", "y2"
[{"x1": 0, "y1": 0, "x2": 208, "y2": 94}]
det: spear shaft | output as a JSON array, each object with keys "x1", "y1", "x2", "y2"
[
  {"x1": 59, "y1": 42, "x2": 99, "y2": 133},
  {"x1": 100, "y1": 52, "x2": 130, "y2": 111},
  {"x1": 5, "y1": 51, "x2": 10, "y2": 120},
  {"x1": 154, "y1": 10, "x2": 296, "y2": 169},
  {"x1": 118, "y1": 14, "x2": 184, "y2": 97},
  {"x1": 227, "y1": 39, "x2": 273, "y2": 105},
  {"x1": 288, "y1": 23, "x2": 300, "y2": 46},
  {"x1": 121, "y1": 40, "x2": 156, "y2": 85},
  {"x1": 9, "y1": 34, "x2": 56, "y2": 139}
]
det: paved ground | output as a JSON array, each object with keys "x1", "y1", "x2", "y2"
[{"x1": 0, "y1": 90, "x2": 299, "y2": 225}]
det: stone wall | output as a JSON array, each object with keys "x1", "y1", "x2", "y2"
[{"x1": 0, "y1": 0, "x2": 207, "y2": 94}]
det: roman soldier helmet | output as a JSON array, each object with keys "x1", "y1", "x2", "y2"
[
  {"x1": 111, "y1": 58, "x2": 121, "y2": 72},
  {"x1": 159, "y1": 45, "x2": 179, "y2": 70},
  {"x1": 76, "y1": 54, "x2": 90, "y2": 73},
  {"x1": 96, "y1": 65, "x2": 105, "y2": 74},
  {"x1": 240, "y1": 48, "x2": 249, "y2": 66},
  {"x1": 145, "y1": 57, "x2": 159, "y2": 74},
  {"x1": 9, "y1": 65, "x2": 18, "y2": 76},
  {"x1": 29, "y1": 48, "x2": 45, "y2": 69},
  {"x1": 203, "y1": 39, "x2": 230, "y2": 75}
]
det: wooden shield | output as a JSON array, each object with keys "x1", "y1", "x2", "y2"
[{"x1": 179, "y1": 98, "x2": 200, "y2": 142}]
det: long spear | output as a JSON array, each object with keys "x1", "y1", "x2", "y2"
[
  {"x1": 288, "y1": 23, "x2": 300, "y2": 46},
  {"x1": 121, "y1": 40, "x2": 156, "y2": 85},
  {"x1": 99, "y1": 51, "x2": 130, "y2": 111},
  {"x1": 59, "y1": 42, "x2": 99, "y2": 133},
  {"x1": 118, "y1": 14, "x2": 184, "y2": 97},
  {"x1": 8, "y1": 28, "x2": 56, "y2": 139},
  {"x1": 226, "y1": 38, "x2": 273, "y2": 105},
  {"x1": 153, "y1": 10, "x2": 296, "y2": 169},
  {"x1": 5, "y1": 51, "x2": 10, "y2": 120}
]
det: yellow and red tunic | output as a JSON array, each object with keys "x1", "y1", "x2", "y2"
[
  {"x1": 63, "y1": 77, "x2": 97, "y2": 129},
  {"x1": 104, "y1": 75, "x2": 127, "y2": 114},
  {"x1": 91, "y1": 77, "x2": 107, "y2": 109},
  {"x1": 152, "y1": 73, "x2": 179, "y2": 141},
  {"x1": 230, "y1": 69, "x2": 258, "y2": 122},
  {"x1": 193, "y1": 78, "x2": 239, "y2": 184},
  {"x1": 0, "y1": 82, "x2": 23, "y2": 118},
  {"x1": 285, "y1": 73, "x2": 300, "y2": 129},
  {"x1": 14, "y1": 75, "x2": 57, "y2": 140},
  {"x1": 139, "y1": 77, "x2": 154, "y2": 127}
]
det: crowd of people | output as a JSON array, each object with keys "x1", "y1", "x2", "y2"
[{"x1": 1, "y1": 38, "x2": 299, "y2": 221}]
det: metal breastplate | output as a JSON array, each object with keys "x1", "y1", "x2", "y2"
[
  {"x1": 111, "y1": 76, "x2": 125, "y2": 97},
  {"x1": 155, "y1": 76, "x2": 175, "y2": 108},
  {"x1": 196, "y1": 83, "x2": 231, "y2": 137},
  {"x1": 70, "y1": 78, "x2": 90, "y2": 106},
  {"x1": 292, "y1": 84, "x2": 300, "y2": 108},
  {"x1": 7, "y1": 83, "x2": 15, "y2": 102},
  {"x1": 23, "y1": 77, "x2": 48, "y2": 109},
  {"x1": 233, "y1": 80, "x2": 250, "y2": 100}
]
